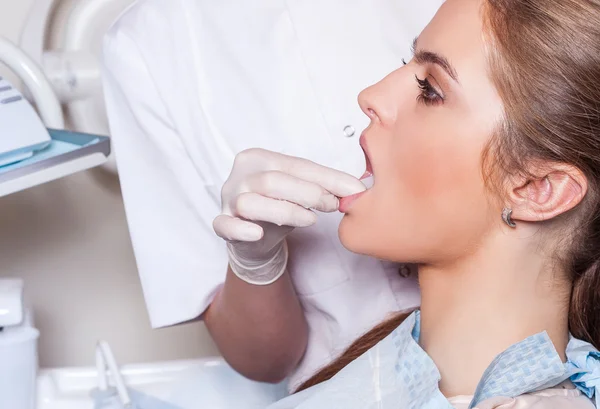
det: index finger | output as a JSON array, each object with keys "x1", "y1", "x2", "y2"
[{"x1": 274, "y1": 154, "x2": 366, "y2": 197}]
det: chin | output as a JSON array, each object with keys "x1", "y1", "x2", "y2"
[
  {"x1": 339, "y1": 213, "x2": 419, "y2": 263},
  {"x1": 338, "y1": 214, "x2": 370, "y2": 255}
]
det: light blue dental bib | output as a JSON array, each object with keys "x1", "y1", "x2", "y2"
[{"x1": 268, "y1": 311, "x2": 600, "y2": 409}]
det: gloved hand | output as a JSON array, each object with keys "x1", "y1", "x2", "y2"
[{"x1": 213, "y1": 148, "x2": 366, "y2": 285}]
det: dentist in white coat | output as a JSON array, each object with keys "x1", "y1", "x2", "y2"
[{"x1": 102, "y1": 0, "x2": 443, "y2": 392}]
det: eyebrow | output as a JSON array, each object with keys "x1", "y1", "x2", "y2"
[{"x1": 411, "y1": 37, "x2": 459, "y2": 83}]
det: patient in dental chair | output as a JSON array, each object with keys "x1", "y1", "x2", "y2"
[{"x1": 269, "y1": 0, "x2": 600, "y2": 408}]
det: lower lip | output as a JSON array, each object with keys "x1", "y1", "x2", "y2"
[
  {"x1": 338, "y1": 191, "x2": 366, "y2": 213},
  {"x1": 339, "y1": 172, "x2": 372, "y2": 213}
]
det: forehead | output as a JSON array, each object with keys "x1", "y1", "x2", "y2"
[
  {"x1": 418, "y1": 0, "x2": 489, "y2": 84},
  {"x1": 418, "y1": 0, "x2": 504, "y2": 124}
]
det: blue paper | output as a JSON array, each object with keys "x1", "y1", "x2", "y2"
[
  {"x1": 0, "y1": 140, "x2": 81, "y2": 174},
  {"x1": 268, "y1": 311, "x2": 600, "y2": 409}
]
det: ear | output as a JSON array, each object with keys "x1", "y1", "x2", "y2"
[{"x1": 509, "y1": 164, "x2": 588, "y2": 223}]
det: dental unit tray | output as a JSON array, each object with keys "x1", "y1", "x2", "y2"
[{"x1": 0, "y1": 129, "x2": 110, "y2": 197}]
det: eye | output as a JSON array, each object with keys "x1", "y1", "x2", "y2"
[
  {"x1": 402, "y1": 58, "x2": 408, "y2": 66},
  {"x1": 415, "y1": 75, "x2": 444, "y2": 106}
]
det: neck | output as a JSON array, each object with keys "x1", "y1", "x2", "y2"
[{"x1": 417, "y1": 230, "x2": 570, "y2": 398}]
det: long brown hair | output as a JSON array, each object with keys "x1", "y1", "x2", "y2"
[{"x1": 296, "y1": 0, "x2": 600, "y2": 393}]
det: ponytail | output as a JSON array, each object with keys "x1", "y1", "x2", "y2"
[
  {"x1": 295, "y1": 312, "x2": 410, "y2": 393},
  {"x1": 569, "y1": 256, "x2": 600, "y2": 347}
]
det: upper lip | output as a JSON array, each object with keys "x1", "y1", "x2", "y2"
[{"x1": 359, "y1": 133, "x2": 373, "y2": 177}]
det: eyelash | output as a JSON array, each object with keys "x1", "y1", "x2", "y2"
[
  {"x1": 415, "y1": 76, "x2": 443, "y2": 106},
  {"x1": 402, "y1": 59, "x2": 444, "y2": 106}
]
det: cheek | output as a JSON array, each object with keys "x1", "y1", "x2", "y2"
[
  {"x1": 340, "y1": 122, "x2": 493, "y2": 262},
  {"x1": 399, "y1": 126, "x2": 483, "y2": 202}
]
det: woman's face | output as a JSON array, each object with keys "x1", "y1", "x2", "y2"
[{"x1": 339, "y1": 0, "x2": 505, "y2": 264}]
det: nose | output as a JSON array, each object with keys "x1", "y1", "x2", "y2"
[{"x1": 358, "y1": 78, "x2": 397, "y2": 127}]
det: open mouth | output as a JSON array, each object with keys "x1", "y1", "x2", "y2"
[
  {"x1": 360, "y1": 142, "x2": 374, "y2": 189},
  {"x1": 339, "y1": 134, "x2": 374, "y2": 213}
]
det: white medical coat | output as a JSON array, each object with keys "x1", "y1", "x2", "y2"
[{"x1": 102, "y1": 0, "x2": 442, "y2": 390}]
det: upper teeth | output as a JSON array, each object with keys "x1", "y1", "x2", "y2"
[{"x1": 362, "y1": 175, "x2": 374, "y2": 189}]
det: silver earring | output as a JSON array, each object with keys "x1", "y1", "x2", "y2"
[{"x1": 502, "y1": 208, "x2": 516, "y2": 228}]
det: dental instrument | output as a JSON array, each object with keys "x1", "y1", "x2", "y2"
[
  {"x1": 0, "y1": 35, "x2": 110, "y2": 197},
  {"x1": 92, "y1": 340, "x2": 183, "y2": 409},
  {"x1": 0, "y1": 37, "x2": 57, "y2": 167}
]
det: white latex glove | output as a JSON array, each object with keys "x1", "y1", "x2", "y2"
[{"x1": 213, "y1": 148, "x2": 366, "y2": 285}]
